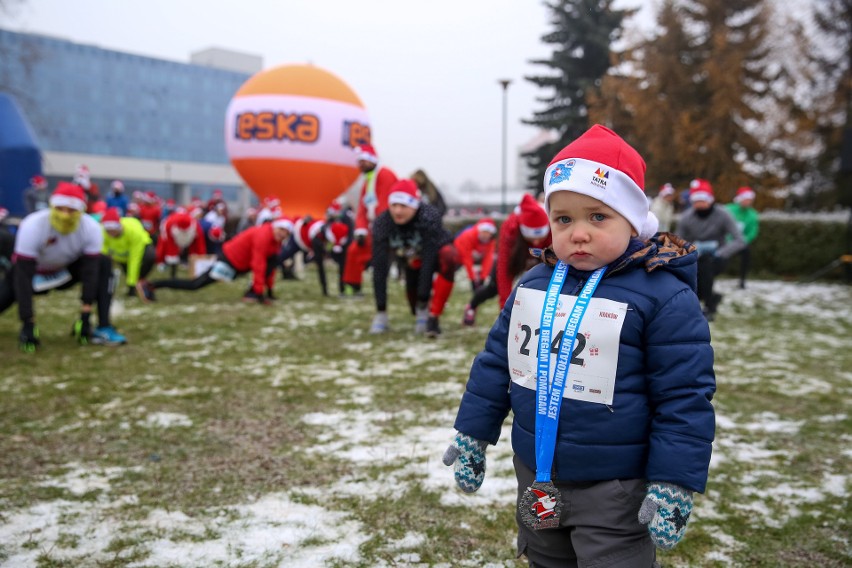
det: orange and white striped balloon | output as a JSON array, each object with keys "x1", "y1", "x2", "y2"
[{"x1": 225, "y1": 64, "x2": 371, "y2": 218}]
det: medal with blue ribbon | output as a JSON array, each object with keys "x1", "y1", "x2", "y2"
[{"x1": 519, "y1": 262, "x2": 606, "y2": 530}]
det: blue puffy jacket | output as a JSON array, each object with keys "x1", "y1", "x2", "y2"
[{"x1": 453, "y1": 234, "x2": 716, "y2": 493}]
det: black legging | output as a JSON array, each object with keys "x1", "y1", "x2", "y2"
[
  {"x1": 151, "y1": 271, "x2": 218, "y2": 291},
  {"x1": 0, "y1": 254, "x2": 115, "y2": 327},
  {"x1": 469, "y1": 263, "x2": 498, "y2": 310}
]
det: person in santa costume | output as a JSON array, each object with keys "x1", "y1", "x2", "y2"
[
  {"x1": 0, "y1": 182, "x2": 127, "y2": 349},
  {"x1": 461, "y1": 193, "x2": 552, "y2": 327},
  {"x1": 368, "y1": 179, "x2": 452, "y2": 336},
  {"x1": 444, "y1": 124, "x2": 714, "y2": 566},
  {"x1": 341, "y1": 143, "x2": 398, "y2": 297},
  {"x1": 100, "y1": 207, "x2": 156, "y2": 302},
  {"x1": 138, "y1": 191, "x2": 162, "y2": 240},
  {"x1": 150, "y1": 216, "x2": 293, "y2": 303},
  {"x1": 276, "y1": 216, "x2": 351, "y2": 297},
  {"x1": 155, "y1": 210, "x2": 207, "y2": 278},
  {"x1": 427, "y1": 218, "x2": 497, "y2": 333}
]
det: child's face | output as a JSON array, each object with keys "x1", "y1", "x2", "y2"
[{"x1": 548, "y1": 191, "x2": 635, "y2": 271}]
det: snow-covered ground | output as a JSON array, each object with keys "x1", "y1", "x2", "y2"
[{"x1": 1, "y1": 278, "x2": 849, "y2": 567}]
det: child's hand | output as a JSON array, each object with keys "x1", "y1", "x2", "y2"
[
  {"x1": 442, "y1": 432, "x2": 488, "y2": 493},
  {"x1": 638, "y1": 482, "x2": 694, "y2": 549}
]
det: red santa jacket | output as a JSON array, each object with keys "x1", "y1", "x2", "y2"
[
  {"x1": 353, "y1": 166, "x2": 398, "y2": 237},
  {"x1": 138, "y1": 202, "x2": 162, "y2": 236},
  {"x1": 156, "y1": 212, "x2": 206, "y2": 264},
  {"x1": 496, "y1": 213, "x2": 552, "y2": 307},
  {"x1": 453, "y1": 222, "x2": 496, "y2": 284},
  {"x1": 222, "y1": 223, "x2": 283, "y2": 295}
]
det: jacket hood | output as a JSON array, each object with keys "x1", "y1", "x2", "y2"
[{"x1": 532, "y1": 232, "x2": 699, "y2": 291}]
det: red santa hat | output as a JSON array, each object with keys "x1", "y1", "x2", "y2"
[
  {"x1": 171, "y1": 211, "x2": 194, "y2": 230},
  {"x1": 518, "y1": 193, "x2": 550, "y2": 240},
  {"x1": 475, "y1": 218, "x2": 497, "y2": 234},
  {"x1": 325, "y1": 221, "x2": 350, "y2": 253},
  {"x1": 111, "y1": 180, "x2": 125, "y2": 192},
  {"x1": 354, "y1": 143, "x2": 378, "y2": 164},
  {"x1": 658, "y1": 183, "x2": 675, "y2": 198},
  {"x1": 734, "y1": 186, "x2": 756, "y2": 204},
  {"x1": 49, "y1": 182, "x2": 88, "y2": 211},
  {"x1": 101, "y1": 207, "x2": 122, "y2": 230},
  {"x1": 689, "y1": 179, "x2": 715, "y2": 204},
  {"x1": 388, "y1": 179, "x2": 422, "y2": 209},
  {"x1": 326, "y1": 197, "x2": 344, "y2": 217},
  {"x1": 272, "y1": 215, "x2": 294, "y2": 233},
  {"x1": 30, "y1": 175, "x2": 47, "y2": 189},
  {"x1": 543, "y1": 124, "x2": 658, "y2": 240}
]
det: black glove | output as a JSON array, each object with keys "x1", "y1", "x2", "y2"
[
  {"x1": 71, "y1": 312, "x2": 92, "y2": 345},
  {"x1": 127, "y1": 285, "x2": 136, "y2": 297},
  {"x1": 19, "y1": 321, "x2": 40, "y2": 353},
  {"x1": 356, "y1": 234, "x2": 366, "y2": 247},
  {"x1": 472, "y1": 278, "x2": 483, "y2": 291}
]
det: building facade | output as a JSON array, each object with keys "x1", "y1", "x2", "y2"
[{"x1": 0, "y1": 28, "x2": 261, "y2": 214}]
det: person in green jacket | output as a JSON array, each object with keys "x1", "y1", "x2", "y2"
[
  {"x1": 101, "y1": 207, "x2": 156, "y2": 301},
  {"x1": 725, "y1": 187, "x2": 760, "y2": 289}
]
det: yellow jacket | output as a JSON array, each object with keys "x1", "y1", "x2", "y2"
[{"x1": 102, "y1": 217, "x2": 152, "y2": 286}]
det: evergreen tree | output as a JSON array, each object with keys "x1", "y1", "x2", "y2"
[
  {"x1": 522, "y1": 0, "x2": 634, "y2": 192},
  {"x1": 592, "y1": 0, "x2": 780, "y2": 203},
  {"x1": 811, "y1": 0, "x2": 852, "y2": 209},
  {"x1": 592, "y1": 0, "x2": 701, "y2": 194}
]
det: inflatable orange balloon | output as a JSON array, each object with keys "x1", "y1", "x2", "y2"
[{"x1": 225, "y1": 64, "x2": 371, "y2": 218}]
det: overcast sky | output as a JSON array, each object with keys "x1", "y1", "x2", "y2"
[{"x1": 3, "y1": 0, "x2": 649, "y2": 198}]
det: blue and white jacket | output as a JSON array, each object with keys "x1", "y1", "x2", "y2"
[{"x1": 453, "y1": 234, "x2": 716, "y2": 493}]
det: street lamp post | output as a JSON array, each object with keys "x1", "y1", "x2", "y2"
[{"x1": 498, "y1": 79, "x2": 512, "y2": 214}]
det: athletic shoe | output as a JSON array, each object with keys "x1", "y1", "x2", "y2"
[
  {"x1": 462, "y1": 305, "x2": 476, "y2": 326},
  {"x1": 90, "y1": 325, "x2": 127, "y2": 345},
  {"x1": 369, "y1": 312, "x2": 389, "y2": 334},
  {"x1": 425, "y1": 316, "x2": 442, "y2": 338}
]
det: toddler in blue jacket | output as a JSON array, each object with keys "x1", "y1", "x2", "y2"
[{"x1": 443, "y1": 125, "x2": 716, "y2": 567}]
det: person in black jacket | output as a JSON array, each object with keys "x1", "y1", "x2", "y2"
[{"x1": 369, "y1": 179, "x2": 452, "y2": 336}]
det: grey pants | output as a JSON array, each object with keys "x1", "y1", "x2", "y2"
[{"x1": 514, "y1": 455, "x2": 658, "y2": 568}]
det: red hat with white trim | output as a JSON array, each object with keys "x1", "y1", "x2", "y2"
[
  {"x1": 49, "y1": 182, "x2": 88, "y2": 211},
  {"x1": 324, "y1": 221, "x2": 350, "y2": 253},
  {"x1": 101, "y1": 207, "x2": 122, "y2": 230},
  {"x1": 733, "y1": 186, "x2": 755, "y2": 204},
  {"x1": 272, "y1": 215, "x2": 294, "y2": 233},
  {"x1": 659, "y1": 183, "x2": 675, "y2": 198},
  {"x1": 543, "y1": 124, "x2": 658, "y2": 240},
  {"x1": 475, "y1": 218, "x2": 497, "y2": 234},
  {"x1": 354, "y1": 143, "x2": 378, "y2": 164},
  {"x1": 689, "y1": 179, "x2": 715, "y2": 204},
  {"x1": 518, "y1": 193, "x2": 550, "y2": 240},
  {"x1": 30, "y1": 175, "x2": 47, "y2": 189},
  {"x1": 388, "y1": 179, "x2": 422, "y2": 209}
]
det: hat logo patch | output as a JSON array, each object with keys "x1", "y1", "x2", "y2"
[
  {"x1": 548, "y1": 159, "x2": 575, "y2": 187},
  {"x1": 592, "y1": 168, "x2": 609, "y2": 189}
]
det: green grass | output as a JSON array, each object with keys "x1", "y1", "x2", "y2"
[{"x1": 0, "y1": 267, "x2": 849, "y2": 567}]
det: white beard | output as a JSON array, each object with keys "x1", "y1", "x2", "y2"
[{"x1": 171, "y1": 226, "x2": 196, "y2": 249}]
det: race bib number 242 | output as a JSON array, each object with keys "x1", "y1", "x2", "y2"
[{"x1": 508, "y1": 287, "x2": 628, "y2": 405}]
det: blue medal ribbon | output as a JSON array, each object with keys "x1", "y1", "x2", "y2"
[{"x1": 534, "y1": 262, "x2": 606, "y2": 483}]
